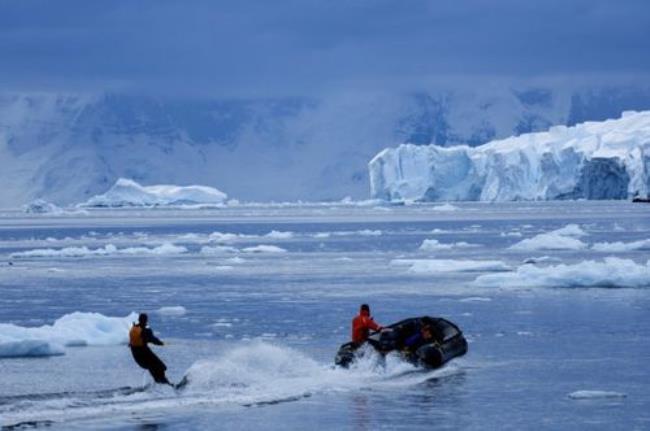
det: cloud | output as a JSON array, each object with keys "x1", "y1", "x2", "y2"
[{"x1": 0, "y1": 0, "x2": 649, "y2": 96}]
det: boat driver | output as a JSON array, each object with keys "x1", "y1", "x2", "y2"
[{"x1": 351, "y1": 304, "x2": 384, "y2": 345}]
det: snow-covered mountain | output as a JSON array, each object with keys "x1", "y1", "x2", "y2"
[
  {"x1": 369, "y1": 111, "x2": 650, "y2": 202},
  {"x1": 1, "y1": 85, "x2": 650, "y2": 206}
]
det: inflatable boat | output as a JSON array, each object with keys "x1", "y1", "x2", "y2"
[{"x1": 335, "y1": 316, "x2": 468, "y2": 368}]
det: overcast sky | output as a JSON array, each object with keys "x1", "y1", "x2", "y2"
[{"x1": 1, "y1": 0, "x2": 649, "y2": 97}]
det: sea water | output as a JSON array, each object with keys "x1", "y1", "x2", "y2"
[{"x1": 0, "y1": 201, "x2": 649, "y2": 430}]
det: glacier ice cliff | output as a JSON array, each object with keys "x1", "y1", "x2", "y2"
[{"x1": 369, "y1": 111, "x2": 650, "y2": 201}]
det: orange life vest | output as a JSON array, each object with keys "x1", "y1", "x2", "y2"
[{"x1": 129, "y1": 324, "x2": 144, "y2": 347}]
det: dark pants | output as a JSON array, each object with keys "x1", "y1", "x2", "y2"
[{"x1": 130, "y1": 346, "x2": 170, "y2": 385}]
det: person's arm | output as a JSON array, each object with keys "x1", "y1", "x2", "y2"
[
  {"x1": 144, "y1": 328, "x2": 164, "y2": 346},
  {"x1": 366, "y1": 317, "x2": 382, "y2": 332}
]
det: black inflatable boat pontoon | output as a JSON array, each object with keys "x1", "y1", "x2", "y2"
[{"x1": 335, "y1": 316, "x2": 468, "y2": 368}]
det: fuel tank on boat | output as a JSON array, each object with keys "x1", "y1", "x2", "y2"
[{"x1": 335, "y1": 316, "x2": 468, "y2": 368}]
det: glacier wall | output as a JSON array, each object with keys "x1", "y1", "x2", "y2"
[{"x1": 369, "y1": 111, "x2": 650, "y2": 201}]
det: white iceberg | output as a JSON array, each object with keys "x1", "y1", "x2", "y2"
[
  {"x1": 0, "y1": 312, "x2": 136, "y2": 358},
  {"x1": 369, "y1": 111, "x2": 650, "y2": 201},
  {"x1": 474, "y1": 257, "x2": 650, "y2": 288},
  {"x1": 82, "y1": 178, "x2": 228, "y2": 207}
]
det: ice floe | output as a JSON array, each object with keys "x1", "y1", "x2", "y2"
[
  {"x1": 200, "y1": 245, "x2": 239, "y2": 255},
  {"x1": 431, "y1": 203, "x2": 460, "y2": 212},
  {"x1": 392, "y1": 258, "x2": 511, "y2": 273},
  {"x1": 591, "y1": 239, "x2": 650, "y2": 252},
  {"x1": 474, "y1": 257, "x2": 650, "y2": 288},
  {"x1": 568, "y1": 390, "x2": 627, "y2": 400},
  {"x1": 23, "y1": 199, "x2": 63, "y2": 214},
  {"x1": 242, "y1": 245, "x2": 288, "y2": 253},
  {"x1": 509, "y1": 224, "x2": 588, "y2": 251},
  {"x1": 419, "y1": 239, "x2": 479, "y2": 251},
  {"x1": 264, "y1": 230, "x2": 294, "y2": 239},
  {"x1": 156, "y1": 306, "x2": 187, "y2": 316},
  {"x1": 0, "y1": 312, "x2": 136, "y2": 358},
  {"x1": 10, "y1": 242, "x2": 187, "y2": 258}
]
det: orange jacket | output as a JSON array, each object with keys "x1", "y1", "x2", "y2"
[{"x1": 352, "y1": 310, "x2": 382, "y2": 344}]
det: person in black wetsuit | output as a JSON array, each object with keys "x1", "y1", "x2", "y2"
[{"x1": 129, "y1": 313, "x2": 171, "y2": 385}]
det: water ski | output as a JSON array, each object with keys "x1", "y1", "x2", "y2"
[
  {"x1": 174, "y1": 375, "x2": 190, "y2": 390},
  {"x1": 335, "y1": 316, "x2": 468, "y2": 368}
]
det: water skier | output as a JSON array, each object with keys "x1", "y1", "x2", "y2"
[{"x1": 129, "y1": 313, "x2": 172, "y2": 386}]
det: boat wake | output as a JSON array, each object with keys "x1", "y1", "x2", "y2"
[{"x1": 0, "y1": 341, "x2": 462, "y2": 428}]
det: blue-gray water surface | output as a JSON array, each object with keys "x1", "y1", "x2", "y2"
[{"x1": 0, "y1": 201, "x2": 649, "y2": 430}]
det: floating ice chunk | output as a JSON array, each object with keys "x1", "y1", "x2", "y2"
[
  {"x1": 474, "y1": 257, "x2": 650, "y2": 288},
  {"x1": 82, "y1": 178, "x2": 228, "y2": 207},
  {"x1": 500, "y1": 231, "x2": 523, "y2": 237},
  {"x1": 212, "y1": 265, "x2": 234, "y2": 271},
  {"x1": 419, "y1": 239, "x2": 479, "y2": 251},
  {"x1": 23, "y1": 199, "x2": 63, "y2": 214},
  {"x1": 0, "y1": 312, "x2": 136, "y2": 358},
  {"x1": 458, "y1": 297, "x2": 492, "y2": 302},
  {"x1": 592, "y1": 239, "x2": 650, "y2": 252},
  {"x1": 431, "y1": 203, "x2": 459, "y2": 212},
  {"x1": 568, "y1": 390, "x2": 627, "y2": 400},
  {"x1": 522, "y1": 256, "x2": 561, "y2": 264},
  {"x1": 226, "y1": 257, "x2": 247, "y2": 264},
  {"x1": 264, "y1": 231, "x2": 294, "y2": 239},
  {"x1": 393, "y1": 259, "x2": 511, "y2": 273},
  {"x1": 200, "y1": 245, "x2": 239, "y2": 254},
  {"x1": 242, "y1": 245, "x2": 288, "y2": 253},
  {"x1": 11, "y1": 242, "x2": 187, "y2": 258},
  {"x1": 552, "y1": 224, "x2": 588, "y2": 237},
  {"x1": 156, "y1": 306, "x2": 187, "y2": 316},
  {"x1": 0, "y1": 340, "x2": 65, "y2": 358},
  {"x1": 119, "y1": 243, "x2": 187, "y2": 255},
  {"x1": 509, "y1": 233, "x2": 588, "y2": 251},
  {"x1": 357, "y1": 229, "x2": 382, "y2": 236}
]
